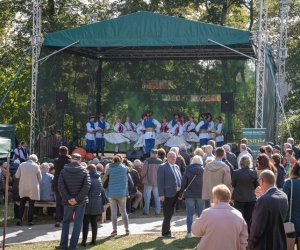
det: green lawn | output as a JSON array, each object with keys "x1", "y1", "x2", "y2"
[{"x1": 6, "y1": 232, "x2": 199, "y2": 250}]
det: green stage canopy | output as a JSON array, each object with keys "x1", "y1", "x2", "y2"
[{"x1": 43, "y1": 11, "x2": 255, "y2": 60}]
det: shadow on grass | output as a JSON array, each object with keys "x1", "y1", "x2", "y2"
[{"x1": 123, "y1": 236, "x2": 199, "y2": 250}]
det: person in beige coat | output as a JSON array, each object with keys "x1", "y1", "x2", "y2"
[
  {"x1": 15, "y1": 154, "x2": 42, "y2": 226},
  {"x1": 202, "y1": 147, "x2": 232, "y2": 207},
  {"x1": 192, "y1": 184, "x2": 248, "y2": 250}
]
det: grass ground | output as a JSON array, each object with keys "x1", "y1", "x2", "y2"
[{"x1": 6, "y1": 232, "x2": 198, "y2": 250}]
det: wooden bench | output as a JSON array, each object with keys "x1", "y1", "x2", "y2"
[
  {"x1": 15, "y1": 201, "x2": 56, "y2": 220},
  {"x1": 16, "y1": 201, "x2": 110, "y2": 223},
  {"x1": 15, "y1": 201, "x2": 56, "y2": 208}
]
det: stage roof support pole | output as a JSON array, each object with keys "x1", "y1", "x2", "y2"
[
  {"x1": 275, "y1": 0, "x2": 291, "y2": 140},
  {"x1": 255, "y1": 0, "x2": 269, "y2": 129},
  {"x1": 30, "y1": 0, "x2": 42, "y2": 153},
  {"x1": 96, "y1": 60, "x2": 103, "y2": 114}
]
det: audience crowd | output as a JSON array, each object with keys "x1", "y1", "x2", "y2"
[{"x1": 0, "y1": 137, "x2": 300, "y2": 250}]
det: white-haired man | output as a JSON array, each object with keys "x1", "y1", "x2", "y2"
[
  {"x1": 157, "y1": 151, "x2": 182, "y2": 237},
  {"x1": 15, "y1": 154, "x2": 42, "y2": 226}
]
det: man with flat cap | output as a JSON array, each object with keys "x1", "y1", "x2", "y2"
[{"x1": 141, "y1": 148, "x2": 163, "y2": 215}]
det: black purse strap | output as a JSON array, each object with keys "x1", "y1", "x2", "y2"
[{"x1": 183, "y1": 175, "x2": 197, "y2": 194}]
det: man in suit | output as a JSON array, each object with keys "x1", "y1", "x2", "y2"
[
  {"x1": 248, "y1": 170, "x2": 288, "y2": 250},
  {"x1": 157, "y1": 151, "x2": 182, "y2": 237}
]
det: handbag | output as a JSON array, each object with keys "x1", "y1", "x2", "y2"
[
  {"x1": 103, "y1": 174, "x2": 109, "y2": 189},
  {"x1": 284, "y1": 179, "x2": 295, "y2": 234}
]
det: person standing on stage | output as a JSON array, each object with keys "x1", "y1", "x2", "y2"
[
  {"x1": 13, "y1": 141, "x2": 29, "y2": 163},
  {"x1": 142, "y1": 110, "x2": 161, "y2": 156},
  {"x1": 85, "y1": 115, "x2": 96, "y2": 153},
  {"x1": 113, "y1": 116, "x2": 127, "y2": 154},
  {"x1": 124, "y1": 115, "x2": 139, "y2": 151},
  {"x1": 207, "y1": 113, "x2": 214, "y2": 141},
  {"x1": 195, "y1": 113, "x2": 209, "y2": 146},
  {"x1": 95, "y1": 113, "x2": 110, "y2": 157},
  {"x1": 167, "y1": 113, "x2": 179, "y2": 131},
  {"x1": 215, "y1": 116, "x2": 224, "y2": 147},
  {"x1": 183, "y1": 116, "x2": 196, "y2": 133},
  {"x1": 124, "y1": 115, "x2": 137, "y2": 131},
  {"x1": 160, "y1": 117, "x2": 169, "y2": 133},
  {"x1": 155, "y1": 116, "x2": 170, "y2": 146}
]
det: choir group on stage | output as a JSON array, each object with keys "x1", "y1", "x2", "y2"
[{"x1": 85, "y1": 111, "x2": 224, "y2": 156}]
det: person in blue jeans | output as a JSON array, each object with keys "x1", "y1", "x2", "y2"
[
  {"x1": 178, "y1": 155, "x2": 205, "y2": 238},
  {"x1": 141, "y1": 149, "x2": 163, "y2": 215},
  {"x1": 57, "y1": 153, "x2": 91, "y2": 250}
]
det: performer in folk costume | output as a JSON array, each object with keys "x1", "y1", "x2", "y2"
[
  {"x1": 207, "y1": 112, "x2": 214, "y2": 140},
  {"x1": 123, "y1": 115, "x2": 139, "y2": 150},
  {"x1": 95, "y1": 113, "x2": 110, "y2": 157},
  {"x1": 124, "y1": 115, "x2": 137, "y2": 131},
  {"x1": 142, "y1": 110, "x2": 161, "y2": 155},
  {"x1": 167, "y1": 113, "x2": 179, "y2": 130},
  {"x1": 156, "y1": 116, "x2": 171, "y2": 145},
  {"x1": 160, "y1": 117, "x2": 169, "y2": 133},
  {"x1": 13, "y1": 141, "x2": 29, "y2": 163},
  {"x1": 215, "y1": 116, "x2": 224, "y2": 147},
  {"x1": 104, "y1": 116, "x2": 129, "y2": 154},
  {"x1": 85, "y1": 115, "x2": 96, "y2": 153},
  {"x1": 183, "y1": 116, "x2": 199, "y2": 143},
  {"x1": 165, "y1": 118, "x2": 190, "y2": 148},
  {"x1": 134, "y1": 114, "x2": 147, "y2": 151},
  {"x1": 195, "y1": 112, "x2": 210, "y2": 146}
]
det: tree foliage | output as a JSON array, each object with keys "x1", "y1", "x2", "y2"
[{"x1": 0, "y1": 0, "x2": 267, "y2": 145}]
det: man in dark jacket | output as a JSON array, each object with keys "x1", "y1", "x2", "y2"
[
  {"x1": 223, "y1": 144, "x2": 238, "y2": 170},
  {"x1": 129, "y1": 166, "x2": 142, "y2": 213},
  {"x1": 53, "y1": 146, "x2": 71, "y2": 227},
  {"x1": 248, "y1": 170, "x2": 288, "y2": 250},
  {"x1": 57, "y1": 153, "x2": 91, "y2": 250},
  {"x1": 141, "y1": 149, "x2": 163, "y2": 215}
]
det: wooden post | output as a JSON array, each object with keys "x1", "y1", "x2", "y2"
[{"x1": 2, "y1": 154, "x2": 10, "y2": 249}]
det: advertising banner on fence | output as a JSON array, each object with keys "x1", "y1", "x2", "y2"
[{"x1": 242, "y1": 128, "x2": 266, "y2": 159}]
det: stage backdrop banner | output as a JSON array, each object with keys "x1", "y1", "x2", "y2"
[
  {"x1": 0, "y1": 137, "x2": 11, "y2": 158},
  {"x1": 242, "y1": 128, "x2": 266, "y2": 159}
]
